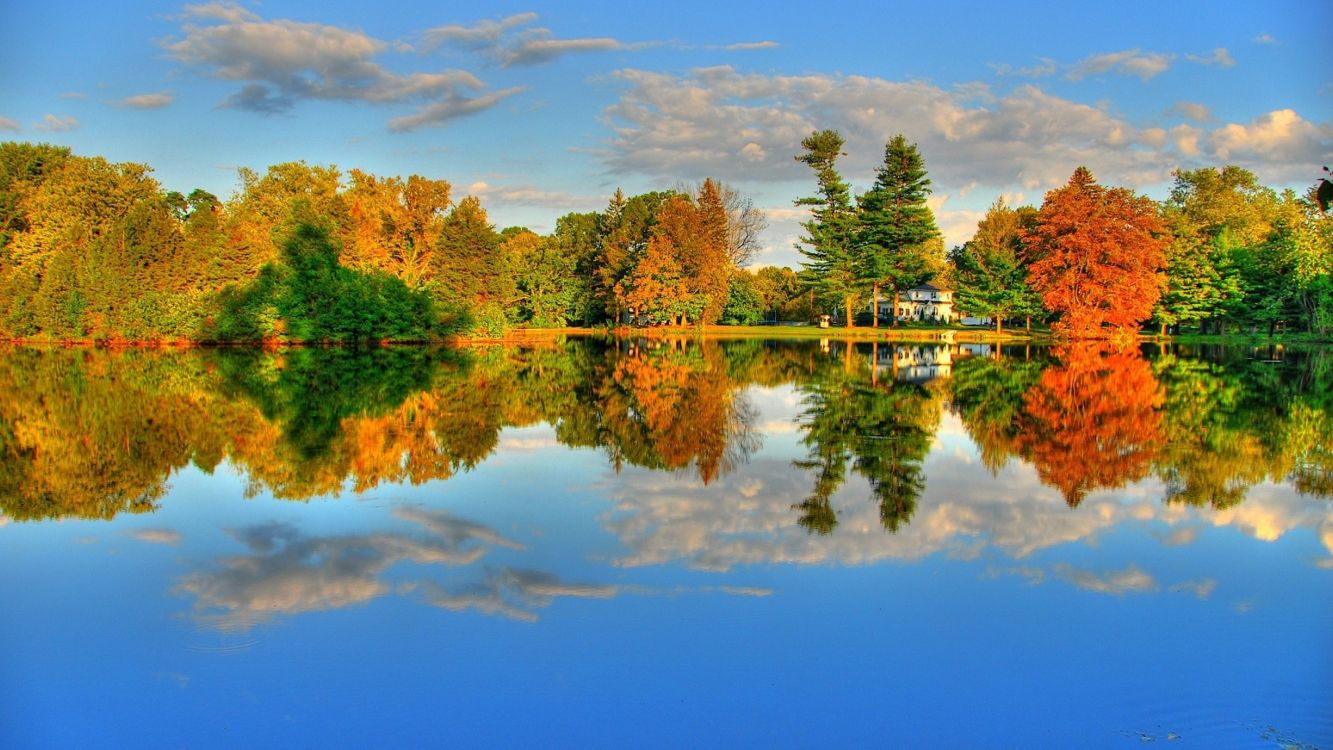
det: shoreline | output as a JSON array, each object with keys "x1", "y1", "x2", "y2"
[{"x1": 1, "y1": 325, "x2": 1327, "y2": 348}]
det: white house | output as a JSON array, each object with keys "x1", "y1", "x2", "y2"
[{"x1": 874, "y1": 283, "x2": 955, "y2": 323}]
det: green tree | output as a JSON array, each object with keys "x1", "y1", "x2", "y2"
[
  {"x1": 857, "y1": 134, "x2": 940, "y2": 327},
  {"x1": 950, "y1": 198, "x2": 1041, "y2": 333},
  {"x1": 795, "y1": 130, "x2": 860, "y2": 327}
]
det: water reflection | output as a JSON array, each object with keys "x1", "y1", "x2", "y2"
[{"x1": 0, "y1": 339, "x2": 1329, "y2": 526}]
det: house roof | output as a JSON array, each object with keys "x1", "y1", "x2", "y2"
[{"x1": 908, "y1": 282, "x2": 950, "y2": 292}]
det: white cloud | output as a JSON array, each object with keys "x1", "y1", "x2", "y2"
[
  {"x1": 1253, "y1": 34, "x2": 1277, "y2": 45},
  {"x1": 421, "y1": 12, "x2": 539, "y2": 51},
  {"x1": 601, "y1": 66, "x2": 1178, "y2": 190},
  {"x1": 1186, "y1": 48, "x2": 1236, "y2": 67},
  {"x1": 387, "y1": 87, "x2": 526, "y2": 132},
  {"x1": 725, "y1": 41, "x2": 779, "y2": 51},
  {"x1": 166, "y1": 3, "x2": 512, "y2": 129},
  {"x1": 1067, "y1": 49, "x2": 1173, "y2": 81},
  {"x1": 504, "y1": 36, "x2": 629, "y2": 67},
  {"x1": 114, "y1": 91, "x2": 175, "y2": 109},
  {"x1": 34, "y1": 114, "x2": 79, "y2": 132},
  {"x1": 0, "y1": 117, "x2": 19, "y2": 132},
  {"x1": 1209, "y1": 109, "x2": 1333, "y2": 169},
  {"x1": 422, "y1": 12, "x2": 647, "y2": 67},
  {"x1": 1171, "y1": 123, "x2": 1203, "y2": 157},
  {"x1": 1171, "y1": 101, "x2": 1212, "y2": 122}
]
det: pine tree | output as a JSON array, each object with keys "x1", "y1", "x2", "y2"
[
  {"x1": 795, "y1": 130, "x2": 860, "y2": 327},
  {"x1": 857, "y1": 134, "x2": 939, "y2": 327}
]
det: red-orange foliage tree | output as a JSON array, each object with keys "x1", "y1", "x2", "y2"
[
  {"x1": 1013, "y1": 342, "x2": 1165, "y2": 505},
  {"x1": 1025, "y1": 167, "x2": 1169, "y2": 338}
]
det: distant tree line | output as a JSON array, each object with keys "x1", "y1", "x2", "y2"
[
  {"x1": 792, "y1": 129, "x2": 1332, "y2": 339},
  {"x1": 2, "y1": 139, "x2": 1328, "y2": 342},
  {"x1": 0, "y1": 141, "x2": 767, "y2": 342}
]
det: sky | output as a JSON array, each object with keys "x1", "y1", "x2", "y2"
[{"x1": 1, "y1": 0, "x2": 1330, "y2": 268}]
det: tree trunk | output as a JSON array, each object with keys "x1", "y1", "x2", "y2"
[
  {"x1": 1025, "y1": 317, "x2": 1031, "y2": 333},
  {"x1": 890, "y1": 290, "x2": 900, "y2": 328},
  {"x1": 995, "y1": 316, "x2": 1002, "y2": 335},
  {"x1": 1159, "y1": 322, "x2": 1166, "y2": 338},
  {"x1": 871, "y1": 283, "x2": 879, "y2": 329},
  {"x1": 845, "y1": 297, "x2": 853, "y2": 329}
]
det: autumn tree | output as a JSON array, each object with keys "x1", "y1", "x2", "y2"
[
  {"x1": 343, "y1": 170, "x2": 450, "y2": 287},
  {"x1": 1025, "y1": 167, "x2": 1168, "y2": 338},
  {"x1": 857, "y1": 134, "x2": 940, "y2": 327},
  {"x1": 597, "y1": 190, "x2": 672, "y2": 324},
  {"x1": 1013, "y1": 343, "x2": 1165, "y2": 505},
  {"x1": 795, "y1": 130, "x2": 860, "y2": 327}
]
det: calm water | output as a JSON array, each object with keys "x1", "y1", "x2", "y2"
[{"x1": 1, "y1": 338, "x2": 1329, "y2": 748}]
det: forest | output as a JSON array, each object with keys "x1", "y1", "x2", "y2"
[{"x1": 0, "y1": 138, "x2": 1329, "y2": 343}]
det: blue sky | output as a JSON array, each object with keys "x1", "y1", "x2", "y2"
[{"x1": 1, "y1": 0, "x2": 1329, "y2": 267}]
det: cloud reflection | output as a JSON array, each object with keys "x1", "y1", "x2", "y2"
[
  {"x1": 178, "y1": 509, "x2": 520, "y2": 630},
  {"x1": 422, "y1": 568, "x2": 618, "y2": 622}
]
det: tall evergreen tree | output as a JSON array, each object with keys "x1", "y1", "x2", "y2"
[
  {"x1": 795, "y1": 130, "x2": 860, "y2": 328},
  {"x1": 857, "y1": 134, "x2": 940, "y2": 327}
]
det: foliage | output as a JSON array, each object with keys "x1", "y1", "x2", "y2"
[
  {"x1": 212, "y1": 223, "x2": 442, "y2": 342},
  {"x1": 794, "y1": 130, "x2": 861, "y2": 327},
  {"x1": 1025, "y1": 167, "x2": 1169, "y2": 338},
  {"x1": 857, "y1": 134, "x2": 940, "y2": 324},
  {"x1": 949, "y1": 199, "x2": 1041, "y2": 332}
]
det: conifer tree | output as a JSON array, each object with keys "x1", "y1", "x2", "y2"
[
  {"x1": 857, "y1": 134, "x2": 939, "y2": 327},
  {"x1": 795, "y1": 130, "x2": 860, "y2": 327}
]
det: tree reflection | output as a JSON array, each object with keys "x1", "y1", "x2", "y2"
[
  {"x1": 1, "y1": 337, "x2": 1326, "y2": 523},
  {"x1": 1012, "y1": 343, "x2": 1165, "y2": 506},
  {"x1": 793, "y1": 343, "x2": 940, "y2": 533}
]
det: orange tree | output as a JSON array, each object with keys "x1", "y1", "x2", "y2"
[{"x1": 1025, "y1": 167, "x2": 1168, "y2": 338}]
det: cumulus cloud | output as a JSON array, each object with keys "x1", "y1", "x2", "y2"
[
  {"x1": 1171, "y1": 101, "x2": 1212, "y2": 122},
  {"x1": 1253, "y1": 34, "x2": 1277, "y2": 45},
  {"x1": 1067, "y1": 49, "x2": 1174, "y2": 81},
  {"x1": 166, "y1": 3, "x2": 511, "y2": 129},
  {"x1": 0, "y1": 117, "x2": 18, "y2": 132},
  {"x1": 1209, "y1": 109, "x2": 1333, "y2": 168},
  {"x1": 724, "y1": 41, "x2": 780, "y2": 51},
  {"x1": 34, "y1": 114, "x2": 79, "y2": 132},
  {"x1": 1186, "y1": 48, "x2": 1236, "y2": 67},
  {"x1": 114, "y1": 91, "x2": 175, "y2": 109},
  {"x1": 602, "y1": 66, "x2": 1176, "y2": 190}
]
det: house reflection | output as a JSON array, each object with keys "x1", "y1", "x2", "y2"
[{"x1": 872, "y1": 343, "x2": 993, "y2": 384}]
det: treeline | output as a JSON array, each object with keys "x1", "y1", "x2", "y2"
[
  {"x1": 793, "y1": 130, "x2": 1332, "y2": 338},
  {"x1": 1, "y1": 339, "x2": 1328, "y2": 523},
  {"x1": 0, "y1": 142, "x2": 769, "y2": 342}
]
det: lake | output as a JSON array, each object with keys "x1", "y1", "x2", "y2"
[{"x1": 1, "y1": 338, "x2": 1329, "y2": 748}]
